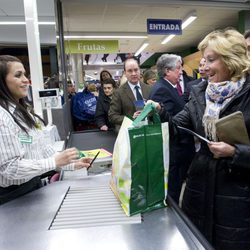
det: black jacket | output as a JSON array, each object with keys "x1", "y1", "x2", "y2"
[
  {"x1": 161, "y1": 76, "x2": 250, "y2": 249},
  {"x1": 95, "y1": 94, "x2": 113, "y2": 129},
  {"x1": 149, "y1": 77, "x2": 195, "y2": 145},
  {"x1": 149, "y1": 77, "x2": 195, "y2": 202}
]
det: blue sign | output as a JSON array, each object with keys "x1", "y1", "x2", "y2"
[{"x1": 147, "y1": 19, "x2": 182, "y2": 35}]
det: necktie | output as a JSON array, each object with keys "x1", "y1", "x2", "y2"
[
  {"x1": 176, "y1": 81, "x2": 183, "y2": 96},
  {"x1": 134, "y1": 85, "x2": 143, "y2": 100}
]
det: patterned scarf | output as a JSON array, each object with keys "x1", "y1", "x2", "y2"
[{"x1": 203, "y1": 77, "x2": 245, "y2": 141}]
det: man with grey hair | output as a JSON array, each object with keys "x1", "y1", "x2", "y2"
[
  {"x1": 150, "y1": 53, "x2": 184, "y2": 117},
  {"x1": 149, "y1": 54, "x2": 195, "y2": 204}
]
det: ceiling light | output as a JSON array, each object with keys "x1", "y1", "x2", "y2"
[
  {"x1": 85, "y1": 74, "x2": 96, "y2": 80},
  {"x1": 182, "y1": 12, "x2": 197, "y2": 30},
  {"x1": 37, "y1": 22, "x2": 56, "y2": 25},
  {"x1": 161, "y1": 34, "x2": 175, "y2": 45},
  {"x1": 61, "y1": 35, "x2": 147, "y2": 39},
  {"x1": 135, "y1": 42, "x2": 149, "y2": 56},
  {"x1": 0, "y1": 21, "x2": 55, "y2": 25},
  {"x1": 161, "y1": 11, "x2": 197, "y2": 45},
  {"x1": 0, "y1": 22, "x2": 26, "y2": 25}
]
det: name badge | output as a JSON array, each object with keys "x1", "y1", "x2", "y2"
[{"x1": 18, "y1": 134, "x2": 33, "y2": 144}]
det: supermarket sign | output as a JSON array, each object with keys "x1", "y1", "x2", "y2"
[
  {"x1": 64, "y1": 40, "x2": 119, "y2": 54},
  {"x1": 147, "y1": 19, "x2": 182, "y2": 35}
]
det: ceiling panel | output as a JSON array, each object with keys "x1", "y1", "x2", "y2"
[
  {"x1": 0, "y1": 0, "x2": 249, "y2": 79},
  {"x1": 61, "y1": 1, "x2": 246, "y2": 54}
]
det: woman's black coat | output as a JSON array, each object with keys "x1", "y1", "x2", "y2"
[{"x1": 161, "y1": 76, "x2": 250, "y2": 250}]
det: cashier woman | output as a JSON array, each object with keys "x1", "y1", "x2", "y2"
[{"x1": 0, "y1": 55, "x2": 92, "y2": 204}]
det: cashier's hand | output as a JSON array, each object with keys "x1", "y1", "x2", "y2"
[
  {"x1": 55, "y1": 147, "x2": 80, "y2": 167},
  {"x1": 146, "y1": 100, "x2": 161, "y2": 111},
  {"x1": 208, "y1": 141, "x2": 236, "y2": 158},
  {"x1": 73, "y1": 157, "x2": 92, "y2": 170}
]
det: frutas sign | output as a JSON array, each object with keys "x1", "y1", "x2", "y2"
[{"x1": 64, "y1": 40, "x2": 119, "y2": 54}]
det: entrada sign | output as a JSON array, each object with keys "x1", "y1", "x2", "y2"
[{"x1": 147, "y1": 19, "x2": 182, "y2": 35}]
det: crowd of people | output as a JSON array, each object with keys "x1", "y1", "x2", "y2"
[{"x1": 0, "y1": 27, "x2": 250, "y2": 250}]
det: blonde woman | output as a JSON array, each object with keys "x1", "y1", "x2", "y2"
[{"x1": 150, "y1": 29, "x2": 250, "y2": 249}]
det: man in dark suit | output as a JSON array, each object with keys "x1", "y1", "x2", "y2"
[
  {"x1": 109, "y1": 57, "x2": 151, "y2": 131},
  {"x1": 187, "y1": 57, "x2": 207, "y2": 87},
  {"x1": 149, "y1": 54, "x2": 195, "y2": 204},
  {"x1": 186, "y1": 57, "x2": 207, "y2": 153},
  {"x1": 179, "y1": 58, "x2": 194, "y2": 102}
]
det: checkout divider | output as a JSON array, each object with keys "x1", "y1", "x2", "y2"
[{"x1": 66, "y1": 129, "x2": 116, "y2": 153}]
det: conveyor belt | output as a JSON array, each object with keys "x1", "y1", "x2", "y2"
[
  {"x1": 50, "y1": 185, "x2": 141, "y2": 230},
  {"x1": 0, "y1": 176, "x2": 213, "y2": 250}
]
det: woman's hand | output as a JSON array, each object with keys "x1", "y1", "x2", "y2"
[
  {"x1": 55, "y1": 148, "x2": 92, "y2": 169},
  {"x1": 54, "y1": 147, "x2": 79, "y2": 167},
  {"x1": 208, "y1": 141, "x2": 236, "y2": 158},
  {"x1": 74, "y1": 157, "x2": 92, "y2": 170}
]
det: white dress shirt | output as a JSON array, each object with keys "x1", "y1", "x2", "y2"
[
  {"x1": 165, "y1": 79, "x2": 178, "y2": 90},
  {"x1": 0, "y1": 105, "x2": 73, "y2": 187},
  {"x1": 127, "y1": 81, "x2": 143, "y2": 100}
]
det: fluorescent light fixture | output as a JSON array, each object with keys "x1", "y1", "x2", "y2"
[
  {"x1": 161, "y1": 11, "x2": 197, "y2": 45},
  {"x1": 60, "y1": 35, "x2": 147, "y2": 39},
  {"x1": 161, "y1": 34, "x2": 175, "y2": 45},
  {"x1": 0, "y1": 21, "x2": 55, "y2": 25},
  {"x1": 182, "y1": 12, "x2": 197, "y2": 30},
  {"x1": 135, "y1": 42, "x2": 149, "y2": 56},
  {"x1": 85, "y1": 74, "x2": 96, "y2": 80},
  {"x1": 0, "y1": 22, "x2": 26, "y2": 25},
  {"x1": 37, "y1": 22, "x2": 56, "y2": 25}
]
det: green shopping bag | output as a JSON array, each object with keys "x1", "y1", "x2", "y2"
[{"x1": 110, "y1": 104, "x2": 169, "y2": 216}]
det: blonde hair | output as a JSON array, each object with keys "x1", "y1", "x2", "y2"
[{"x1": 198, "y1": 28, "x2": 250, "y2": 82}]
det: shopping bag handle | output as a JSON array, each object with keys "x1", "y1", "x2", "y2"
[{"x1": 132, "y1": 103, "x2": 161, "y2": 126}]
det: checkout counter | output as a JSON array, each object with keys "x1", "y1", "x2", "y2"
[{"x1": 0, "y1": 130, "x2": 213, "y2": 250}]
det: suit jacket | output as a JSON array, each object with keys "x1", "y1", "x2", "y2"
[
  {"x1": 108, "y1": 81, "x2": 151, "y2": 129},
  {"x1": 150, "y1": 77, "x2": 195, "y2": 202},
  {"x1": 182, "y1": 70, "x2": 194, "y2": 84},
  {"x1": 179, "y1": 71, "x2": 194, "y2": 103},
  {"x1": 149, "y1": 77, "x2": 185, "y2": 116},
  {"x1": 149, "y1": 77, "x2": 195, "y2": 146}
]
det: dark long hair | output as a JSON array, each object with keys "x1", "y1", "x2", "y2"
[
  {"x1": 0, "y1": 55, "x2": 45, "y2": 133},
  {"x1": 100, "y1": 70, "x2": 112, "y2": 83}
]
